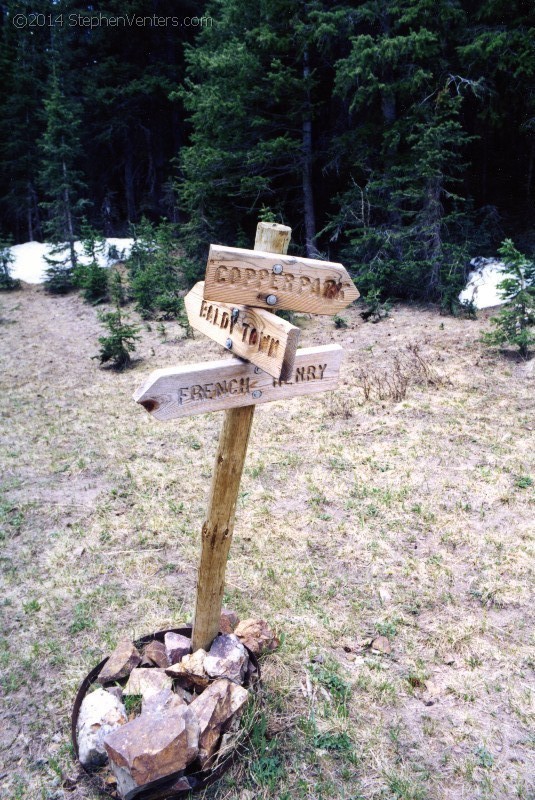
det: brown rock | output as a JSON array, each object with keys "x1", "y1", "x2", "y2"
[
  {"x1": 234, "y1": 619, "x2": 279, "y2": 656},
  {"x1": 168, "y1": 776, "x2": 193, "y2": 792},
  {"x1": 124, "y1": 668, "x2": 172, "y2": 700},
  {"x1": 219, "y1": 608, "x2": 240, "y2": 634},
  {"x1": 204, "y1": 635, "x2": 249, "y2": 684},
  {"x1": 165, "y1": 649, "x2": 209, "y2": 690},
  {"x1": 104, "y1": 706, "x2": 199, "y2": 799},
  {"x1": 164, "y1": 632, "x2": 191, "y2": 665},
  {"x1": 141, "y1": 688, "x2": 187, "y2": 715},
  {"x1": 370, "y1": 635, "x2": 391, "y2": 654},
  {"x1": 143, "y1": 641, "x2": 170, "y2": 668},
  {"x1": 99, "y1": 640, "x2": 142, "y2": 684},
  {"x1": 106, "y1": 686, "x2": 124, "y2": 702},
  {"x1": 189, "y1": 679, "x2": 248, "y2": 769}
]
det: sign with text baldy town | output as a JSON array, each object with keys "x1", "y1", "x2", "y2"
[
  {"x1": 133, "y1": 223, "x2": 358, "y2": 652},
  {"x1": 184, "y1": 281, "x2": 300, "y2": 381}
]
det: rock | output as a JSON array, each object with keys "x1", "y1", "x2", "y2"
[
  {"x1": 204, "y1": 635, "x2": 249, "y2": 684},
  {"x1": 168, "y1": 776, "x2": 194, "y2": 792},
  {"x1": 141, "y1": 689, "x2": 186, "y2": 715},
  {"x1": 164, "y1": 632, "x2": 191, "y2": 665},
  {"x1": 370, "y1": 636, "x2": 391, "y2": 654},
  {"x1": 106, "y1": 686, "x2": 124, "y2": 702},
  {"x1": 124, "y1": 669, "x2": 173, "y2": 700},
  {"x1": 219, "y1": 608, "x2": 240, "y2": 634},
  {"x1": 143, "y1": 641, "x2": 170, "y2": 668},
  {"x1": 165, "y1": 649, "x2": 209, "y2": 690},
  {"x1": 104, "y1": 706, "x2": 199, "y2": 799},
  {"x1": 76, "y1": 688, "x2": 127, "y2": 767},
  {"x1": 234, "y1": 619, "x2": 279, "y2": 656},
  {"x1": 98, "y1": 640, "x2": 142, "y2": 684},
  {"x1": 443, "y1": 652, "x2": 456, "y2": 665},
  {"x1": 189, "y1": 679, "x2": 248, "y2": 769}
]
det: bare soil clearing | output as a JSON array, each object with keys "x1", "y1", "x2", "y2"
[{"x1": 0, "y1": 284, "x2": 533, "y2": 800}]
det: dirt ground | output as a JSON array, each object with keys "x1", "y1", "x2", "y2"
[{"x1": 0, "y1": 283, "x2": 533, "y2": 800}]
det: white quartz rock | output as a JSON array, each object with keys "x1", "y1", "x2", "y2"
[{"x1": 77, "y1": 688, "x2": 128, "y2": 767}]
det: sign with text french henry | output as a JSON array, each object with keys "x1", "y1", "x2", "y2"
[
  {"x1": 203, "y1": 245, "x2": 360, "y2": 315},
  {"x1": 184, "y1": 281, "x2": 300, "y2": 381},
  {"x1": 133, "y1": 345, "x2": 343, "y2": 421}
]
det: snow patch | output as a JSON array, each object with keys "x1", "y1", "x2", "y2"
[
  {"x1": 459, "y1": 258, "x2": 507, "y2": 310},
  {"x1": 9, "y1": 238, "x2": 134, "y2": 284}
]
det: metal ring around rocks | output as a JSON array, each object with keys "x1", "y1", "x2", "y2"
[{"x1": 71, "y1": 627, "x2": 261, "y2": 799}]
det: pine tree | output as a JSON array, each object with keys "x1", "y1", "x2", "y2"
[
  {"x1": 127, "y1": 218, "x2": 184, "y2": 318},
  {"x1": 176, "y1": 0, "x2": 347, "y2": 261},
  {"x1": 328, "y1": 0, "x2": 476, "y2": 301},
  {"x1": 483, "y1": 239, "x2": 535, "y2": 358},
  {"x1": 38, "y1": 67, "x2": 88, "y2": 269},
  {"x1": 96, "y1": 308, "x2": 140, "y2": 369},
  {"x1": 73, "y1": 222, "x2": 108, "y2": 303},
  {"x1": 0, "y1": 0, "x2": 47, "y2": 242},
  {"x1": 0, "y1": 237, "x2": 19, "y2": 291}
]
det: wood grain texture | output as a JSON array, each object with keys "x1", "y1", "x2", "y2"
[
  {"x1": 133, "y1": 345, "x2": 344, "y2": 420},
  {"x1": 191, "y1": 405, "x2": 254, "y2": 652},
  {"x1": 204, "y1": 244, "x2": 360, "y2": 315},
  {"x1": 184, "y1": 281, "x2": 300, "y2": 381},
  {"x1": 191, "y1": 222, "x2": 291, "y2": 652},
  {"x1": 254, "y1": 221, "x2": 291, "y2": 254}
]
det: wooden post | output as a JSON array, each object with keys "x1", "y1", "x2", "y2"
[{"x1": 191, "y1": 223, "x2": 291, "y2": 651}]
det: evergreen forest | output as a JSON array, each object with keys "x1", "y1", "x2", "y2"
[{"x1": 1, "y1": 0, "x2": 534, "y2": 304}]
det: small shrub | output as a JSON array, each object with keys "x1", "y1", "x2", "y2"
[
  {"x1": 44, "y1": 259, "x2": 74, "y2": 294},
  {"x1": 360, "y1": 288, "x2": 392, "y2": 323},
  {"x1": 482, "y1": 239, "x2": 535, "y2": 358},
  {"x1": 74, "y1": 260, "x2": 109, "y2": 303},
  {"x1": 109, "y1": 269, "x2": 126, "y2": 306},
  {"x1": 357, "y1": 343, "x2": 446, "y2": 403},
  {"x1": 96, "y1": 309, "x2": 140, "y2": 369},
  {"x1": 333, "y1": 314, "x2": 348, "y2": 329},
  {"x1": 0, "y1": 238, "x2": 20, "y2": 291},
  {"x1": 73, "y1": 223, "x2": 108, "y2": 303}
]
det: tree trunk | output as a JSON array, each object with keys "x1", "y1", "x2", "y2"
[
  {"x1": 62, "y1": 155, "x2": 76, "y2": 269},
  {"x1": 302, "y1": 45, "x2": 317, "y2": 258},
  {"x1": 124, "y1": 135, "x2": 136, "y2": 222},
  {"x1": 424, "y1": 175, "x2": 443, "y2": 293}
]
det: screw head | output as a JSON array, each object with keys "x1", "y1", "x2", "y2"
[
  {"x1": 272, "y1": 263, "x2": 283, "y2": 275},
  {"x1": 252, "y1": 389, "x2": 262, "y2": 399},
  {"x1": 225, "y1": 338, "x2": 233, "y2": 349},
  {"x1": 266, "y1": 294, "x2": 278, "y2": 306},
  {"x1": 254, "y1": 367, "x2": 261, "y2": 374}
]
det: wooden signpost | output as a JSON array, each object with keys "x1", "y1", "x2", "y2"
[
  {"x1": 133, "y1": 222, "x2": 358, "y2": 653},
  {"x1": 134, "y1": 345, "x2": 343, "y2": 420},
  {"x1": 204, "y1": 244, "x2": 360, "y2": 314},
  {"x1": 184, "y1": 281, "x2": 301, "y2": 381}
]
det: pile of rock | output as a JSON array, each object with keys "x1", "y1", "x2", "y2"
[{"x1": 76, "y1": 614, "x2": 278, "y2": 799}]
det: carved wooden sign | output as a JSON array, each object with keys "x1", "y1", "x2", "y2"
[
  {"x1": 184, "y1": 281, "x2": 300, "y2": 381},
  {"x1": 204, "y1": 244, "x2": 360, "y2": 315},
  {"x1": 133, "y1": 345, "x2": 343, "y2": 421}
]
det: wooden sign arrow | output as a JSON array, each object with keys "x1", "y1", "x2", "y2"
[
  {"x1": 184, "y1": 281, "x2": 300, "y2": 381},
  {"x1": 133, "y1": 344, "x2": 343, "y2": 420},
  {"x1": 203, "y1": 244, "x2": 360, "y2": 315}
]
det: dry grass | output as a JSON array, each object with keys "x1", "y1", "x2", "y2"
[{"x1": 0, "y1": 285, "x2": 533, "y2": 800}]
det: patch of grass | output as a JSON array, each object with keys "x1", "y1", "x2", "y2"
[
  {"x1": 307, "y1": 659, "x2": 351, "y2": 717},
  {"x1": 476, "y1": 745, "x2": 494, "y2": 768},
  {"x1": 69, "y1": 601, "x2": 95, "y2": 634},
  {"x1": 514, "y1": 475, "x2": 533, "y2": 489},
  {"x1": 23, "y1": 598, "x2": 41, "y2": 614},
  {"x1": 247, "y1": 711, "x2": 286, "y2": 792},
  {"x1": 124, "y1": 694, "x2": 142, "y2": 715}
]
